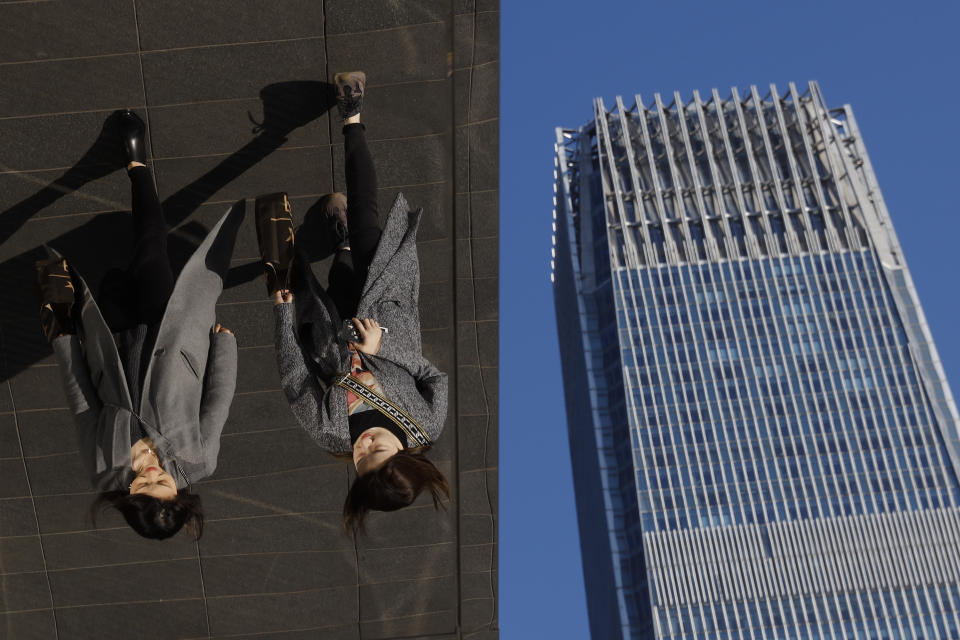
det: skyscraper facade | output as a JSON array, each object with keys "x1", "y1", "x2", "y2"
[{"x1": 552, "y1": 82, "x2": 960, "y2": 639}]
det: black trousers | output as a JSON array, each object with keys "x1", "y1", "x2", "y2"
[
  {"x1": 328, "y1": 123, "x2": 382, "y2": 320},
  {"x1": 99, "y1": 166, "x2": 175, "y2": 331}
]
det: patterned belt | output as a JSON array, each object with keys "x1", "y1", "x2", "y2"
[{"x1": 334, "y1": 373, "x2": 432, "y2": 447}]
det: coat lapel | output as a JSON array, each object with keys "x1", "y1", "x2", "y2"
[
  {"x1": 140, "y1": 201, "x2": 245, "y2": 453},
  {"x1": 294, "y1": 191, "x2": 424, "y2": 388}
]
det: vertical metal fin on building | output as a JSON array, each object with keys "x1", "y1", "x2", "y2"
[{"x1": 591, "y1": 82, "x2": 870, "y2": 269}]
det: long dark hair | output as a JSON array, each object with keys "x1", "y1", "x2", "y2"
[
  {"x1": 92, "y1": 491, "x2": 204, "y2": 540},
  {"x1": 343, "y1": 449, "x2": 450, "y2": 533}
]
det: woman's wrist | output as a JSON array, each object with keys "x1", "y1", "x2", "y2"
[{"x1": 271, "y1": 289, "x2": 293, "y2": 305}]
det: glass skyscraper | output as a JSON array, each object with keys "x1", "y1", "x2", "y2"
[{"x1": 552, "y1": 82, "x2": 960, "y2": 639}]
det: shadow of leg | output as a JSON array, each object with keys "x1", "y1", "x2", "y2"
[{"x1": 0, "y1": 111, "x2": 125, "y2": 247}]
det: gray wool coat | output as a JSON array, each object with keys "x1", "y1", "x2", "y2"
[
  {"x1": 274, "y1": 192, "x2": 448, "y2": 453},
  {"x1": 51, "y1": 205, "x2": 242, "y2": 491}
]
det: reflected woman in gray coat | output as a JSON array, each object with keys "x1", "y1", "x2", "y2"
[
  {"x1": 38, "y1": 111, "x2": 240, "y2": 539},
  {"x1": 259, "y1": 73, "x2": 449, "y2": 532}
]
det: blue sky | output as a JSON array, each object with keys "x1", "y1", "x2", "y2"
[{"x1": 499, "y1": 0, "x2": 960, "y2": 637}]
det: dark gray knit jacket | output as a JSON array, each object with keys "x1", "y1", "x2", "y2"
[{"x1": 273, "y1": 193, "x2": 448, "y2": 453}]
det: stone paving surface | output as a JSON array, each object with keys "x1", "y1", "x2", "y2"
[{"x1": 0, "y1": 1, "x2": 498, "y2": 638}]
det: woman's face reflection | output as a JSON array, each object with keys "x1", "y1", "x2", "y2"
[
  {"x1": 129, "y1": 467, "x2": 177, "y2": 500},
  {"x1": 353, "y1": 427, "x2": 403, "y2": 476},
  {"x1": 130, "y1": 438, "x2": 177, "y2": 500}
]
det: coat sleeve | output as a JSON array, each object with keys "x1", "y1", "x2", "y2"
[
  {"x1": 198, "y1": 331, "x2": 238, "y2": 458},
  {"x1": 413, "y1": 357, "x2": 448, "y2": 443},
  {"x1": 274, "y1": 303, "x2": 339, "y2": 443},
  {"x1": 51, "y1": 334, "x2": 103, "y2": 447}
]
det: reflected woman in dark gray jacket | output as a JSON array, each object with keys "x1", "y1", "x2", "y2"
[
  {"x1": 38, "y1": 111, "x2": 240, "y2": 540},
  {"x1": 259, "y1": 73, "x2": 449, "y2": 532}
]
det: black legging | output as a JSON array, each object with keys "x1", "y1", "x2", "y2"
[
  {"x1": 99, "y1": 166, "x2": 175, "y2": 331},
  {"x1": 328, "y1": 123, "x2": 382, "y2": 320}
]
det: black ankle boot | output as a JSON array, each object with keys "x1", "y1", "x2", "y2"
[
  {"x1": 254, "y1": 193, "x2": 296, "y2": 296},
  {"x1": 117, "y1": 109, "x2": 147, "y2": 165},
  {"x1": 36, "y1": 258, "x2": 77, "y2": 343}
]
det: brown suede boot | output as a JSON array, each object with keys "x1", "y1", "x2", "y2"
[
  {"x1": 321, "y1": 192, "x2": 349, "y2": 250},
  {"x1": 333, "y1": 71, "x2": 365, "y2": 120}
]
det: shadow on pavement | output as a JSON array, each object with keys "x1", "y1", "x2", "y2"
[{"x1": 0, "y1": 80, "x2": 336, "y2": 381}]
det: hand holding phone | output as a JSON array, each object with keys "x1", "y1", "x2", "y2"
[{"x1": 346, "y1": 317, "x2": 384, "y2": 355}]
